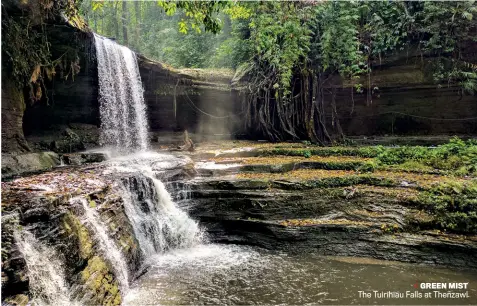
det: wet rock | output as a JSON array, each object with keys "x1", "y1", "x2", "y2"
[
  {"x1": 1, "y1": 215, "x2": 29, "y2": 300},
  {"x1": 183, "y1": 176, "x2": 477, "y2": 269},
  {"x1": 61, "y1": 152, "x2": 107, "y2": 166},
  {"x1": 1, "y1": 152, "x2": 60, "y2": 179},
  {"x1": 1, "y1": 78, "x2": 30, "y2": 154},
  {"x1": 1, "y1": 166, "x2": 141, "y2": 305},
  {"x1": 3, "y1": 294, "x2": 29, "y2": 306},
  {"x1": 26, "y1": 124, "x2": 100, "y2": 154}
]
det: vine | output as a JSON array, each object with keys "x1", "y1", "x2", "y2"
[
  {"x1": 238, "y1": 1, "x2": 477, "y2": 144},
  {"x1": 2, "y1": 0, "x2": 83, "y2": 102}
]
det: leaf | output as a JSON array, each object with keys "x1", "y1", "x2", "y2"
[
  {"x1": 179, "y1": 20, "x2": 188, "y2": 34},
  {"x1": 45, "y1": 67, "x2": 56, "y2": 81},
  {"x1": 92, "y1": 2, "x2": 104, "y2": 11},
  {"x1": 462, "y1": 11, "x2": 473, "y2": 20}
]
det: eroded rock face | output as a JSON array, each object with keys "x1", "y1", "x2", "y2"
[
  {"x1": 1, "y1": 151, "x2": 108, "y2": 180},
  {"x1": 1, "y1": 78, "x2": 30, "y2": 153},
  {"x1": 171, "y1": 141, "x2": 477, "y2": 269},
  {"x1": 2, "y1": 143, "x2": 477, "y2": 304},
  {"x1": 0, "y1": 152, "x2": 194, "y2": 305},
  {"x1": 183, "y1": 181, "x2": 477, "y2": 268},
  {"x1": 1, "y1": 166, "x2": 140, "y2": 305}
]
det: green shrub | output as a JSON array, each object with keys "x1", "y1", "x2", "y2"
[
  {"x1": 376, "y1": 137, "x2": 477, "y2": 175},
  {"x1": 417, "y1": 180, "x2": 477, "y2": 234}
]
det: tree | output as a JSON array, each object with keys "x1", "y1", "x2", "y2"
[
  {"x1": 122, "y1": 1, "x2": 128, "y2": 44},
  {"x1": 80, "y1": 0, "x2": 477, "y2": 143}
]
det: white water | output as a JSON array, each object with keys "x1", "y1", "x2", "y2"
[
  {"x1": 114, "y1": 158, "x2": 203, "y2": 258},
  {"x1": 84, "y1": 34, "x2": 202, "y2": 302},
  {"x1": 15, "y1": 230, "x2": 77, "y2": 306},
  {"x1": 93, "y1": 33, "x2": 202, "y2": 257},
  {"x1": 93, "y1": 32, "x2": 202, "y2": 266},
  {"x1": 73, "y1": 197, "x2": 130, "y2": 292},
  {"x1": 94, "y1": 33, "x2": 149, "y2": 152}
]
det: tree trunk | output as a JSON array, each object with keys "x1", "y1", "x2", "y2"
[
  {"x1": 122, "y1": 1, "x2": 128, "y2": 45},
  {"x1": 1, "y1": 78, "x2": 30, "y2": 153},
  {"x1": 114, "y1": 2, "x2": 120, "y2": 40},
  {"x1": 134, "y1": 1, "x2": 141, "y2": 49}
]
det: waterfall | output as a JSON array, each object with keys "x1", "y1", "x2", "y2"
[
  {"x1": 73, "y1": 197, "x2": 129, "y2": 292},
  {"x1": 119, "y1": 172, "x2": 203, "y2": 258},
  {"x1": 94, "y1": 34, "x2": 149, "y2": 152},
  {"x1": 15, "y1": 230, "x2": 77, "y2": 306},
  {"x1": 94, "y1": 30, "x2": 202, "y2": 275}
]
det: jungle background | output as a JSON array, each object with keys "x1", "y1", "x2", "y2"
[
  {"x1": 2, "y1": 0, "x2": 477, "y2": 149},
  {"x1": 82, "y1": 0, "x2": 477, "y2": 143}
]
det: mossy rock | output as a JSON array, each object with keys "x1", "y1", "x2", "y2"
[
  {"x1": 62, "y1": 213, "x2": 93, "y2": 260},
  {"x1": 81, "y1": 256, "x2": 121, "y2": 305},
  {"x1": 1, "y1": 152, "x2": 60, "y2": 179}
]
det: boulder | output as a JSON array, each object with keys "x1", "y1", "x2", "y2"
[{"x1": 1, "y1": 152, "x2": 60, "y2": 179}]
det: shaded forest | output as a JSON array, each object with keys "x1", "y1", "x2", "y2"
[
  {"x1": 3, "y1": 0, "x2": 477, "y2": 145},
  {"x1": 82, "y1": 1, "x2": 477, "y2": 143}
]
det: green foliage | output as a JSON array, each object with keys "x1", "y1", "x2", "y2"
[
  {"x1": 249, "y1": 2, "x2": 312, "y2": 98},
  {"x1": 417, "y1": 1, "x2": 477, "y2": 93},
  {"x1": 418, "y1": 181, "x2": 477, "y2": 233},
  {"x1": 2, "y1": 0, "x2": 83, "y2": 97},
  {"x1": 357, "y1": 161, "x2": 377, "y2": 173},
  {"x1": 2, "y1": 17, "x2": 51, "y2": 86},
  {"x1": 303, "y1": 150, "x2": 312, "y2": 158},
  {"x1": 83, "y1": 1, "x2": 477, "y2": 96},
  {"x1": 157, "y1": 0, "x2": 230, "y2": 34},
  {"x1": 376, "y1": 137, "x2": 477, "y2": 175},
  {"x1": 81, "y1": 1, "x2": 476, "y2": 143},
  {"x1": 264, "y1": 146, "x2": 384, "y2": 158},
  {"x1": 82, "y1": 1, "x2": 250, "y2": 68},
  {"x1": 314, "y1": 1, "x2": 365, "y2": 79},
  {"x1": 210, "y1": 18, "x2": 252, "y2": 69}
]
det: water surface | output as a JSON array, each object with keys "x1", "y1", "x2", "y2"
[{"x1": 125, "y1": 244, "x2": 477, "y2": 305}]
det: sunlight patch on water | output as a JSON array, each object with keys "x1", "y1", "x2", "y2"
[{"x1": 195, "y1": 161, "x2": 241, "y2": 170}]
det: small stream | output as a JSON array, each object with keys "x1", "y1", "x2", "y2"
[{"x1": 125, "y1": 244, "x2": 477, "y2": 305}]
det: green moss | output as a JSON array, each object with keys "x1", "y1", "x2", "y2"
[
  {"x1": 305, "y1": 175, "x2": 396, "y2": 188},
  {"x1": 81, "y1": 256, "x2": 121, "y2": 306},
  {"x1": 253, "y1": 138, "x2": 477, "y2": 176},
  {"x1": 260, "y1": 146, "x2": 384, "y2": 158},
  {"x1": 119, "y1": 237, "x2": 130, "y2": 252},
  {"x1": 62, "y1": 213, "x2": 93, "y2": 259},
  {"x1": 387, "y1": 160, "x2": 436, "y2": 174}
]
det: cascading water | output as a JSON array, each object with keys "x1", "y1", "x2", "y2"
[
  {"x1": 15, "y1": 230, "x2": 77, "y2": 306},
  {"x1": 73, "y1": 197, "x2": 130, "y2": 291},
  {"x1": 89, "y1": 33, "x2": 205, "y2": 305},
  {"x1": 94, "y1": 32, "x2": 202, "y2": 259},
  {"x1": 93, "y1": 33, "x2": 203, "y2": 260},
  {"x1": 94, "y1": 34, "x2": 149, "y2": 152},
  {"x1": 119, "y1": 171, "x2": 203, "y2": 258}
]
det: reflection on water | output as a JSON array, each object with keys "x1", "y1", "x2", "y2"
[{"x1": 125, "y1": 244, "x2": 477, "y2": 305}]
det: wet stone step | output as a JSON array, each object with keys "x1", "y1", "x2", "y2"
[{"x1": 61, "y1": 152, "x2": 108, "y2": 166}]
